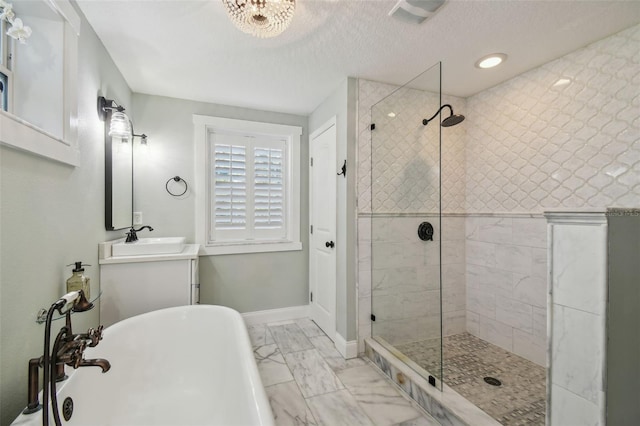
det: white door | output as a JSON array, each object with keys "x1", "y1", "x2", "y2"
[{"x1": 309, "y1": 117, "x2": 337, "y2": 340}]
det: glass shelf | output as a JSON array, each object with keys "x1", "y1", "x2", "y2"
[{"x1": 36, "y1": 291, "x2": 103, "y2": 324}]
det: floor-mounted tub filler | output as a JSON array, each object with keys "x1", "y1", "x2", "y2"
[{"x1": 13, "y1": 305, "x2": 274, "y2": 426}]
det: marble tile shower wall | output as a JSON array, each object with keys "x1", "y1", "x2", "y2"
[
  {"x1": 465, "y1": 216, "x2": 547, "y2": 366},
  {"x1": 359, "y1": 216, "x2": 466, "y2": 350}
]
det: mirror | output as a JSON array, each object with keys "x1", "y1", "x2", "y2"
[
  {"x1": 0, "y1": 0, "x2": 80, "y2": 166},
  {"x1": 104, "y1": 108, "x2": 133, "y2": 231}
]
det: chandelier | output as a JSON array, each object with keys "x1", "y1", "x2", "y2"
[{"x1": 222, "y1": 0, "x2": 296, "y2": 38}]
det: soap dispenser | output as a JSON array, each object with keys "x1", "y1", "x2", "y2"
[{"x1": 66, "y1": 262, "x2": 91, "y2": 300}]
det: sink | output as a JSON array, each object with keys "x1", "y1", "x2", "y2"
[{"x1": 112, "y1": 237, "x2": 186, "y2": 257}]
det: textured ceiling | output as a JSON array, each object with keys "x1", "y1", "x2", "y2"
[{"x1": 76, "y1": 0, "x2": 640, "y2": 115}]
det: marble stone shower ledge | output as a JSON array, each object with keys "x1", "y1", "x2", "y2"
[
  {"x1": 365, "y1": 338, "x2": 500, "y2": 426},
  {"x1": 358, "y1": 212, "x2": 545, "y2": 218}
]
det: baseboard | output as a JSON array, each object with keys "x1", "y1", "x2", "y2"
[
  {"x1": 334, "y1": 332, "x2": 358, "y2": 359},
  {"x1": 242, "y1": 305, "x2": 310, "y2": 326}
]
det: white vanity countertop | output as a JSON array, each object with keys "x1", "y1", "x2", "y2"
[{"x1": 99, "y1": 241, "x2": 200, "y2": 265}]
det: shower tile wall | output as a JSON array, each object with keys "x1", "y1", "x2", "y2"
[
  {"x1": 465, "y1": 216, "x2": 547, "y2": 366},
  {"x1": 460, "y1": 23, "x2": 640, "y2": 366},
  {"x1": 357, "y1": 24, "x2": 640, "y2": 364},
  {"x1": 369, "y1": 216, "x2": 466, "y2": 347},
  {"x1": 357, "y1": 80, "x2": 467, "y2": 214},
  {"x1": 465, "y1": 24, "x2": 640, "y2": 213},
  {"x1": 359, "y1": 216, "x2": 466, "y2": 351}
]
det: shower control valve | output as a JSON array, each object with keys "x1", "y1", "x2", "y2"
[{"x1": 418, "y1": 222, "x2": 434, "y2": 241}]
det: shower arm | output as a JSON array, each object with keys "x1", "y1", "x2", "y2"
[{"x1": 422, "y1": 104, "x2": 453, "y2": 126}]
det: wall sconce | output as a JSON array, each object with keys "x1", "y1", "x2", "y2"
[
  {"x1": 98, "y1": 96, "x2": 130, "y2": 138},
  {"x1": 97, "y1": 96, "x2": 148, "y2": 144},
  {"x1": 133, "y1": 133, "x2": 148, "y2": 145}
]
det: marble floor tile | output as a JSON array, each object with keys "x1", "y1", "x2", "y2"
[
  {"x1": 394, "y1": 416, "x2": 441, "y2": 426},
  {"x1": 266, "y1": 381, "x2": 318, "y2": 426},
  {"x1": 248, "y1": 323, "x2": 275, "y2": 347},
  {"x1": 309, "y1": 335, "x2": 368, "y2": 372},
  {"x1": 295, "y1": 318, "x2": 326, "y2": 338},
  {"x1": 337, "y1": 364, "x2": 423, "y2": 426},
  {"x1": 306, "y1": 389, "x2": 374, "y2": 426},
  {"x1": 284, "y1": 349, "x2": 345, "y2": 398},
  {"x1": 267, "y1": 319, "x2": 298, "y2": 326},
  {"x1": 254, "y1": 344, "x2": 294, "y2": 387},
  {"x1": 269, "y1": 323, "x2": 315, "y2": 354}
]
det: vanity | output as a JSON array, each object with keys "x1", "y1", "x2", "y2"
[{"x1": 98, "y1": 238, "x2": 200, "y2": 328}]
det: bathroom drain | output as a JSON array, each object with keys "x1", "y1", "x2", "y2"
[
  {"x1": 483, "y1": 376, "x2": 502, "y2": 387},
  {"x1": 62, "y1": 397, "x2": 74, "y2": 421}
]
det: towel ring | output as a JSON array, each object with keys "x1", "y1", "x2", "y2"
[{"x1": 165, "y1": 176, "x2": 188, "y2": 197}]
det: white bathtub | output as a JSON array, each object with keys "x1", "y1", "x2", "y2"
[{"x1": 13, "y1": 305, "x2": 274, "y2": 426}]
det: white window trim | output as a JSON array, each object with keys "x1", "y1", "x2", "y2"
[
  {"x1": 0, "y1": 0, "x2": 80, "y2": 167},
  {"x1": 194, "y1": 114, "x2": 302, "y2": 255}
]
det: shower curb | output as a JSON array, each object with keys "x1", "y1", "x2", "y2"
[{"x1": 365, "y1": 338, "x2": 501, "y2": 426}]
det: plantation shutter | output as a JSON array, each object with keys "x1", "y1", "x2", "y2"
[
  {"x1": 209, "y1": 131, "x2": 286, "y2": 242},
  {"x1": 213, "y1": 142, "x2": 247, "y2": 228},
  {"x1": 253, "y1": 139, "x2": 287, "y2": 240}
]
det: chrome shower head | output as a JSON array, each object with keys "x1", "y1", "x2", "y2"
[{"x1": 422, "y1": 104, "x2": 465, "y2": 127}]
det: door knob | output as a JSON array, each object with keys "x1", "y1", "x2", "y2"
[{"x1": 325, "y1": 241, "x2": 335, "y2": 248}]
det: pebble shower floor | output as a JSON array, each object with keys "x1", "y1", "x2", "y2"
[{"x1": 396, "y1": 332, "x2": 546, "y2": 426}]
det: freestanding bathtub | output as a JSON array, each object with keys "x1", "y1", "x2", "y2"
[{"x1": 13, "y1": 305, "x2": 274, "y2": 426}]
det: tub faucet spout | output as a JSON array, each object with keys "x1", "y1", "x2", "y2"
[{"x1": 78, "y1": 358, "x2": 111, "y2": 373}]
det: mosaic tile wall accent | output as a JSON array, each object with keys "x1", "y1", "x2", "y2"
[{"x1": 465, "y1": 24, "x2": 640, "y2": 213}]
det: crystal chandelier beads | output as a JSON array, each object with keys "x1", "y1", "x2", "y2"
[{"x1": 222, "y1": 0, "x2": 296, "y2": 38}]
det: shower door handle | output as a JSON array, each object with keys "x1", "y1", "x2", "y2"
[{"x1": 325, "y1": 241, "x2": 335, "y2": 249}]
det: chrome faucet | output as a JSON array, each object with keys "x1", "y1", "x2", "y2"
[{"x1": 125, "y1": 225, "x2": 154, "y2": 243}]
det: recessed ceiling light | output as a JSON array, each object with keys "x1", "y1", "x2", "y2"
[
  {"x1": 475, "y1": 53, "x2": 507, "y2": 69},
  {"x1": 388, "y1": 112, "x2": 396, "y2": 118}
]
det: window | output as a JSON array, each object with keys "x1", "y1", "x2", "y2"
[
  {"x1": 194, "y1": 115, "x2": 302, "y2": 255},
  {"x1": 0, "y1": 13, "x2": 12, "y2": 112},
  {"x1": 0, "y1": 71, "x2": 7, "y2": 112},
  {"x1": 0, "y1": 0, "x2": 80, "y2": 166}
]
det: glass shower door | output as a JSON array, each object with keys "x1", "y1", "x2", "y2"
[{"x1": 370, "y1": 62, "x2": 443, "y2": 387}]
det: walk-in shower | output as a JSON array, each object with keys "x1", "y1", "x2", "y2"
[
  {"x1": 368, "y1": 63, "x2": 546, "y2": 425},
  {"x1": 370, "y1": 62, "x2": 447, "y2": 387}
]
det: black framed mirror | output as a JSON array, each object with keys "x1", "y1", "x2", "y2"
[{"x1": 104, "y1": 107, "x2": 133, "y2": 231}]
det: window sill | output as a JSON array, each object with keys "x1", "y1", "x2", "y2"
[
  {"x1": 0, "y1": 111, "x2": 79, "y2": 166},
  {"x1": 200, "y1": 241, "x2": 302, "y2": 256}
]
